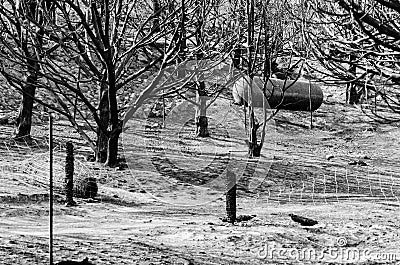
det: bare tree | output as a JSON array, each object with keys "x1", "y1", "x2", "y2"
[
  {"x1": 304, "y1": 0, "x2": 400, "y2": 121},
  {"x1": 222, "y1": 0, "x2": 301, "y2": 223},
  {"x1": 193, "y1": 0, "x2": 209, "y2": 137},
  {"x1": 0, "y1": 0, "x2": 201, "y2": 166},
  {"x1": 1, "y1": 0, "x2": 239, "y2": 166},
  {"x1": 190, "y1": 0, "x2": 237, "y2": 137},
  {"x1": 229, "y1": 0, "x2": 296, "y2": 157},
  {"x1": 0, "y1": 0, "x2": 54, "y2": 140}
]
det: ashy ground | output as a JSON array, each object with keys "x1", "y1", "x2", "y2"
[{"x1": 0, "y1": 85, "x2": 399, "y2": 265}]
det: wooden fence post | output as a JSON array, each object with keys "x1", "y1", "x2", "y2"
[
  {"x1": 65, "y1": 141, "x2": 76, "y2": 206},
  {"x1": 226, "y1": 169, "x2": 237, "y2": 224}
]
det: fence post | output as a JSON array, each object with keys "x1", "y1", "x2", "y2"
[
  {"x1": 226, "y1": 169, "x2": 236, "y2": 224},
  {"x1": 65, "y1": 141, "x2": 76, "y2": 206}
]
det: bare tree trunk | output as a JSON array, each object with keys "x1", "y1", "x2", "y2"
[
  {"x1": 194, "y1": 0, "x2": 209, "y2": 137},
  {"x1": 346, "y1": 29, "x2": 359, "y2": 105},
  {"x1": 248, "y1": 107, "x2": 261, "y2": 157},
  {"x1": 15, "y1": 76, "x2": 36, "y2": 140},
  {"x1": 246, "y1": 0, "x2": 261, "y2": 157},
  {"x1": 104, "y1": 57, "x2": 120, "y2": 167},
  {"x1": 232, "y1": 47, "x2": 242, "y2": 69},
  {"x1": 15, "y1": 25, "x2": 44, "y2": 140},
  {"x1": 347, "y1": 82, "x2": 359, "y2": 104},
  {"x1": 152, "y1": 0, "x2": 161, "y2": 32},
  {"x1": 96, "y1": 75, "x2": 109, "y2": 163},
  {"x1": 96, "y1": 97, "x2": 109, "y2": 163},
  {"x1": 106, "y1": 123, "x2": 122, "y2": 167},
  {"x1": 102, "y1": 0, "x2": 120, "y2": 168},
  {"x1": 195, "y1": 82, "x2": 209, "y2": 137},
  {"x1": 347, "y1": 52, "x2": 358, "y2": 104}
]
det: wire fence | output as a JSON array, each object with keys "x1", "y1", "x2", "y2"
[
  {"x1": 0, "y1": 130, "x2": 99, "y2": 203},
  {"x1": 1, "y1": 118, "x2": 399, "y2": 208}
]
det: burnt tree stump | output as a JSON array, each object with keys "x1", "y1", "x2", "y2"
[
  {"x1": 74, "y1": 177, "x2": 98, "y2": 199},
  {"x1": 226, "y1": 169, "x2": 237, "y2": 224}
]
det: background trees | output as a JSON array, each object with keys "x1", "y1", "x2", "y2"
[
  {"x1": 304, "y1": 0, "x2": 400, "y2": 122},
  {"x1": 0, "y1": 0, "x2": 54, "y2": 139},
  {"x1": 2, "y1": 0, "x2": 399, "y2": 168},
  {"x1": 1, "y1": 0, "x2": 229, "y2": 166},
  {"x1": 228, "y1": 0, "x2": 303, "y2": 157}
]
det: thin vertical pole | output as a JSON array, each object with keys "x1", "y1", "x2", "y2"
[
  {"x1": 309, "y1": 81, "x2": 313, "y2": 129},
  {"x1": 49, "y1": 113, "x2": 54, "y2": 265},
  {"x1": 162, "y1": 95, "x2": 166, "y2": 128},
  {"x1": 243, "y1": 104, "x2": 247, "y2": 136}
]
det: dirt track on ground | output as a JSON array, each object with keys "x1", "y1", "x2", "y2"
[{"x1": 1, "y1": 89, "x2": 400, "y2": 264}]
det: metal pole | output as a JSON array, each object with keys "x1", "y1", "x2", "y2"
[
  {"x1": 309, "y1": 81, "x2": 313, "y2": 129},
  {"x1": 162, "y1": 94, "x2": 166, "y2": 128},
  {"x1": 49, "y1": 113, "x2": 54, "y2": 265}
]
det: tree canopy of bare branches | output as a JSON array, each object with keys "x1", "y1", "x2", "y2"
[
  {"x1": 304, "y1": 0, "x2": 400, "y2": 121},
  {"x1": 0, "y1": 0, "x2": 237, "y2": 166}
]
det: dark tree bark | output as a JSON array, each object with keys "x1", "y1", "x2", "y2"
[
  {"x1": 246, "y1": 0, "x2": 261, "y2": 158},
  {"x1": 152, "y1": 0, "x2": 161, "y2": 32},
  {"x1": 96, "y1": 1, "x2": 120, "y2": 168},
  {"x1": 176, "y1": 0, "x2": 186, "y2": 70},
  {"x1": 194, "y1": 0, "x2": 209, "y2": 137},
  {"x1": 14, "y1": 0, "x2": 55, "y2": 140},
  {"x1": 96, "y1": 75, "x2": 109, "y2": 163},
  {"x1": 232, "y1": 48, "x2": 242, "y2": 69},
  {"x1": 347, "y1": 82, "x2": 359, "y2": 105},
  {"x1": 347, "y1": 59, "x2": 359, "y2": 104},
  {"x1": 195, "y1": 82, "x2": 209, "y2": 137},
  {"x1": 15, "y1": 24, "x2": 44, "y2": 140},
  {"x1": 15, "y1": 76, "x2": 36, "y2": 140},
  {"x1": 104, "y1": 54, "x2": 120, "y2": 167},
  {"x1": 106, "y1": 122, "x2": 122, "y2": 167},
  {"x1": 346, "y1": 33, "x2": 360, "y2": 105},
  {"x1": 247, "y1": 109, "x2": 262, "y2": 157}
]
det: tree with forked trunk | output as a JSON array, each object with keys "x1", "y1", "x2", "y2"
[
  {"x1": 223, "y1": 0, "x2": 303, "y2": 223},
  {"x1": 229, "y1": 0, "x2": 299, "y2": 157},
  {"x1": 0, "y1": 0, "x2": 54, "y2": 140},
  {"x1": 0, "y1": 0, "x2": 214, "y2": 167}
]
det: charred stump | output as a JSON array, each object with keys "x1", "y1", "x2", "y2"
[
  {"x1": 74, "y1": 177, "x2": 98, "y2": 199},
  {"x1": 226, "y1": 169, "x2": 236, "y2": 224}
]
